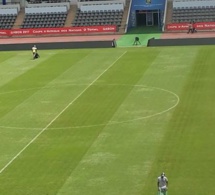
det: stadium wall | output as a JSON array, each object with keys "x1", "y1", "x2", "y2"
[
  {"x1": 0, "y1": 41, "x2": 115, "y2": 51},
  {"x1": 147, "y1": 37, "x2": 215, "y2": 46}
]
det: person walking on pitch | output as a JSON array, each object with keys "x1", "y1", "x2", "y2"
[
  {"x1": 157, "y1": 172, "x2": 168, "y2": 195},
  {"x1": 32, "y1": 45, "x2": 40, "y2": 59}
]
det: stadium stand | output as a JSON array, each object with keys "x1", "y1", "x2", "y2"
[
  {"x1": 72, "y1": 9, "x2": 123, "y2": 27},
  {"x1": 22, "y1": 12, "x2": 67, "y2": 28},
  {"x1": 0, "y1": 0, "x2": 129, "y2": 33},
  {"x1": 71, "y1": 1, "x2": 125, "y2": 28},
  {"x1": 171, "y1": 0, "x2": 215, "y2": 23},
  {"x1": 0, "y1": 14, "x2": 17, "y2": 29},
  {"x1": 21, "y1": 2, "x2": 69, "y2": 28},
  {"x1": 0, "y1": 4, "x2": 20, "y2": 29}
]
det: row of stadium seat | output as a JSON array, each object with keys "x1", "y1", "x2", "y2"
[
  {"x1": 171, "y1": 5, "x2": 215, "y2": 23},
  {"x1": 21, "y1": 12, "x2": 67, "y2": 29},
  {"x1": 0, "y1": 6, "x2": 125, "y2": 29},
  {"x1": 72, "y1": 9, "x2": 123, "y2": 27},
  {"x1": 0, "y1": 14, "x2": 17, "y2": 29}
]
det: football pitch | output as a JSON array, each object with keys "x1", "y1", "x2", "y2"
[{"x1": 0, "y1": 46, "x2": 215, "y2": 195}]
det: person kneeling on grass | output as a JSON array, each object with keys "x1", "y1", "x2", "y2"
[
  {"x1": 157, "y1": 172, "x2": 168, "y2": 195},
  {"x1": 32, "y1": 45, "x2": 40, "y2": 59}
]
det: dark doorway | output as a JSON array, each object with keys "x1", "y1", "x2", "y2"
[
  {"x1": 153, "y1": 12, "x2": 159, "y2": 26},
  {"x1": 136, "y1": 10, "x2": 161, "y2": 27},
  {"x1": 136, "y1": 10, "x2": 146, "y2": 26}
]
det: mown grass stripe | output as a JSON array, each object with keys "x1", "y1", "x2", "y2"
[
  {"x1": 0, "y1": 49, "x2": 159, "y2": 195},
  {"x1": 0, "y1": 52, "x2": 89, "y2": 119},
  {"x1": 144, "y1": 47, "x2": 215, "y2": 195},
  {"x1": 0, "y1": 51, "x2": 57, "y2": 88}
]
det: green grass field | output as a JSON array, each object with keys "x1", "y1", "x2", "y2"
[{"x1": 0, "y1": 46, "x2": 215, "y2": 195}]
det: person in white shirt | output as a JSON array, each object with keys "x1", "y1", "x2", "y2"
[
  {"x1": 157, "y1": 172, "x2": 168, "y2": 195},
  {"x1": 32, "y1": 45, "x2": 39, "y2": 59}
]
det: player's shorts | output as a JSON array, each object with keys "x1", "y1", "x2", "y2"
[{"x1": 160, "y1": 186, "x2": 168, "y2": 191}]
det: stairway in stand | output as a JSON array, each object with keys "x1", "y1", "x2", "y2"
[
  {"x1": 165, "y1": 0, "x2": 173, "y2": 29},
  {"x1": 64, "y1": 4, "x2": 78, "y2": 27},
  {"x1": 13, "y1": 8, "x2": 25, "y2": 29},
  {"x1": 118, "y1": 0, "x2": 131, "y2": 34}
]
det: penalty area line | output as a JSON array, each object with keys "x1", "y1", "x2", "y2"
[{"x1": 0, "y1": 51, "x2": 127, "y2": 174}]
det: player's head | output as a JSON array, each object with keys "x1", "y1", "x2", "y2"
[{"x1": 161, "y1": 172, "x2": 165, "y2": 178}]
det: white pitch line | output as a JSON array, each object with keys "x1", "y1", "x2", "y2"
[{"x1": 0, "y1": 51, "x2": 127, "y2": 174}]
